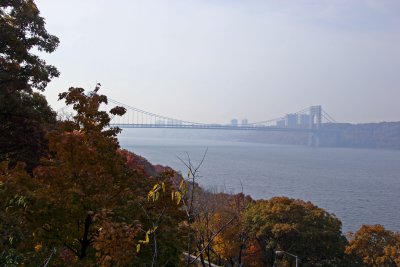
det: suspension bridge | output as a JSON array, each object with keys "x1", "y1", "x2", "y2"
[{"x1": 57, "y1": 96, "x2": 337, "y2": 146}]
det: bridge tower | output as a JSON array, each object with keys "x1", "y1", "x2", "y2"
[{"x1": 308, "y1": 105, "x2": 322, "y2": 147}]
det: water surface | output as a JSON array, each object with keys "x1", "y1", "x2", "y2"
[{"x1": 119, "y1": 129, "x2": 400, "y2": 232}]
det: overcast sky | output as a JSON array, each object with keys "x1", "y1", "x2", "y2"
[{"x1": 36, "y1": 0, "x2": 400, "y2": 123}]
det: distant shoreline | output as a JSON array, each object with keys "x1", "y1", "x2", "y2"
[{"x1": 236, "y1": 121, "x2": 400, "y2": 150}]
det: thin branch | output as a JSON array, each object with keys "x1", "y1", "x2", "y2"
[
  {"x1": 194, "y1": 148, "x2": 208, "y2": 173},
  {"x1": 138, "y1": 202, "x2": 166, "y2": 267}
]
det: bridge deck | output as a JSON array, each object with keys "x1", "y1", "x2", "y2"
[{"x1": 110, "y1": 123, "x2": 320, "y2": 133}]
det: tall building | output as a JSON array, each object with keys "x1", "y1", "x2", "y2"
[
  {"x1": 230, "y1": 119, "x2": 238, "y2": 126},
  {"x1": 285, "y1": 114, "x2": 298, "y2": 128},
  {"x1": 298, "y1": 114, "x2": 310, "y2": 127},
  {"x1": 241, "y1": 119, "x2": 248, "y2": 126}
]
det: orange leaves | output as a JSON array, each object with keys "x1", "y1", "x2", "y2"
[
  {"x1": 34, "y1": 243, "x2": 42, "y2": 252},
  {"x1": 346, "y1": 224, "x2": 400, "y2": 267}
]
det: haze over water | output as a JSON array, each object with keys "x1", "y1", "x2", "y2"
[{"x1": 119, "y1": 129, "x2": 400, "y2": 233}]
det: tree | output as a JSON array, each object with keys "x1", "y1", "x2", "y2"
[
  {"x1": 30, "y1": 87, "x2": 145, "y2": 263},
  {"x1": 0, "y1": 0, "x2": 59, "y2": 171},
  {"x1": 243, "y1": 197, "x2": 348, "y2": 267},
  {"x1": 0, "y1": 91, "x2": 56, "y2": 171},
  {"x1": 147, "y1": 152, "x2": 239, "y2": 267},
  {"x1": 189, "y1": 191, "x2": 236, "y2": 266},
  {"x1": 135, "y1": 169, "x2": 187, "y2": 266},
  {"x1": 1, "y1": 86, "x2": 141, "y2": 264},
  {"x1": 0, "y1": 161, "x2": 37, "y2": 266},
  {"x1": 0, "y1": 0, "x2": 59, "y2": 93},
  {"x1": 346, "y1": 224, "x2": 400, "y2": 267},
  {"x1": 207, "y1": 193, "x2": 252, "y2": 266},
  {"x1": 1, "y1": 86, "x2": 186, "y2": 266}
]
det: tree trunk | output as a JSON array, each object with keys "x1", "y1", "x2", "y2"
[{"x1": 78, "y1": 212, "x2": 93, "y2": 259}]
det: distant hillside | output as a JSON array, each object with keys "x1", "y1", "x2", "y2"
[
  {"x1": 321, "y1": 122, "x2": 400, "y2": 149},
  {"x1": 239, "y1": 122, "x2": 400, "y2": 150}
]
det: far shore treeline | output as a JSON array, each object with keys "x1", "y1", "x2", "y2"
[
  {"x1": 1, "y1": 1, "x2": 399, "y2": 266},
  {"x1": 239, "y1": 122, "x2": 400, "y2": 150}
]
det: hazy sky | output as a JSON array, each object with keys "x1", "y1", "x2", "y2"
[{"x1": 36, "y1": 0, "x2": 400, "y2": 123}]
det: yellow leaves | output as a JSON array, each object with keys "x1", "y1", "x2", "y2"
[
  {"x1": 147, "y1": 171, "x2": 187, "y2": 207},
  {"x1": 152, "y1": 184, "x2": 158, "y2": 191},
  {"x1": 147, "y1": 182, "x2": 166, "y2": 202},
  {"x1": 179, "y1": 179, "x2": 185, "y2": 190},
  {"x1": 171, "y1": 191, "x2": 182, "y2": 205},
  {"x1": 161, "y1": 181, "x2": 165, "y2": 192},
  {"x1": 176, "y1": 192, "x2": 183, "y2": 204},
  {"x1": 147, "y1": 189, "x2": 159, "y2": 202},
  {"x1": 170, "y1": 178, "x2": 186, "y2": 205},
  {"x1": 140, "y1": 229, "x2": 150, "y2": 244},
  {"x1": 136, "y1": 227, "x2": 158, "y2": 253},
  {"x1": 148, "y1": 180, "x2": 170, "y2": 202}
]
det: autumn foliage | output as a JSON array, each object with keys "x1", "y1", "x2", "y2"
[
  {"x1": 346, "y1": 224, "x2": 400, "y2": 267},
  {"x1": 2, "y1": 1, "x2": 400, "y2": 266},
  {"x1": 0, "y1": 86, "x2": 185, "y2": 266}
]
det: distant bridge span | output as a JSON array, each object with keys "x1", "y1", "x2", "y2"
[
  {"x1": 57, "y1": 94, "x2": 337, "y2": 146},
  {"x1": 110, "y1": 123, "x2": 319, "y2": 133}
]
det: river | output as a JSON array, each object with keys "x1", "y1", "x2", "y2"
[{"x1": 118, "y1": 129, "x2": 400, "y2": 233}]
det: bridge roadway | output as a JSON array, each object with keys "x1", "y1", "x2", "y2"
[{"x1": 110, "y1": 123, "x2": 321, "y2": 133}]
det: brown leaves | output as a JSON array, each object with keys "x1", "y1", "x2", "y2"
[
  {"x1": 110, "y1": 106, "x2": 126, "y2": 116},
  {"x1": 93, "y1": 210, "x2": 141, "y2": 267},
  {"x1": 58, "y1": 86, "x2": 125, "y2": 141}
]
